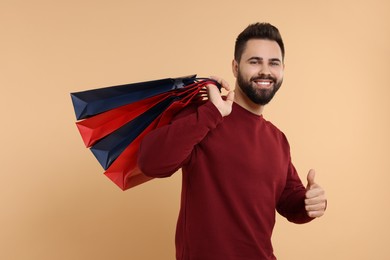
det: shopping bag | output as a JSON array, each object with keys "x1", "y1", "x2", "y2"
[{"x1": 71, "y1": 76, "x2": 220, "y2": 190}]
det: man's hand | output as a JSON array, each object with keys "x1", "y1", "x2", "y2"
[
  {"x1": 206, "y1": 76, "x2": 235, "y2": 117},
  {"x1": 305, "y1": 169, "x2": 327, "y2": 218}
]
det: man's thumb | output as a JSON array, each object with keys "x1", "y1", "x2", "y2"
[{"x1": 306, "y1": 169, "x2": 316, "y2": 189}]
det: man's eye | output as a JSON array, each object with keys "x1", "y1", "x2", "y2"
[
  {"x1": 270, "y1": 62, "x2": 280, "y2": 66},
  {"x1": 249, "y1": 60, "x2": 258, "y2": 64}
]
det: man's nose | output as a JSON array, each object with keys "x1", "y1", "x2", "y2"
[{"x1": 259, "y1": 64, "x2": 271, "y2": 75}]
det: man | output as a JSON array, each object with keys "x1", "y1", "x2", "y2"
[{"x1": 138, "y1": 23, "x2": 327, "y2": 260}]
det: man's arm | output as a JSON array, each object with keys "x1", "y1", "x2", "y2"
[
  {"x1": 277, "y1": 162, "x2": 327, "y2": 223},
  {"x1": 276, "y1": 161, "x2": 314, "y2": 224},
  {"x1": 137, "y1": 77, "x2": 234, "y2": 178}
]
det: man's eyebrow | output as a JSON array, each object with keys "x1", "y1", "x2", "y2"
[
  {"x1": 270, "y1": 58, "x2": 282, "y2": 63},
  {"x1": 247, "y1": 57, "x2": 263, "y2": 61},
  {"x1": 247, "y1": 57, "x2": 282, "y2": 63}
]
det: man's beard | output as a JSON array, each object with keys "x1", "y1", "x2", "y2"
[{"x1": 236, "y1": 70, "x2": 283, "y2": 105}]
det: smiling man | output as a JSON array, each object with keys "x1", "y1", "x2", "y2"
[
  {"x1": 138, "y1": 23, "x2": 327, "y2": 260},
  {"x1": 234, "y1": 39, "x2": 284, "y2": 109}
]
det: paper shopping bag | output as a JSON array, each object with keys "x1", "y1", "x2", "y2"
[{"x1": 71, "y1": 76, "x2": 220, "y2": 190}]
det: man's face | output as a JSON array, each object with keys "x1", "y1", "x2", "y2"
[{"x1": 233, "y1": 39, "x2": 285, "y2": 105}]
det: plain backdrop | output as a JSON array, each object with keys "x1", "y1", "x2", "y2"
[{"x1": 1, "y1": 0, "x2": 389, "y2": 259}]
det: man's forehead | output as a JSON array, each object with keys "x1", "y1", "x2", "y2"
[{"x1": 242, "y1": 39, "x2": 283, "y2": 59}]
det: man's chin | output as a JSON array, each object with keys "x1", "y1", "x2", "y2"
[{"x1": 249, "y1": 90, "x2": 276, "y2": 105}]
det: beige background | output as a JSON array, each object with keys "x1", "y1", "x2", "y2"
[{"x1": 1, "y1": 0, "x2": 389, "y2": 259}]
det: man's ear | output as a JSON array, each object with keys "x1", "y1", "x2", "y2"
[{"x1": 232, "y1": 59, "x2": 238, "y2": 78}]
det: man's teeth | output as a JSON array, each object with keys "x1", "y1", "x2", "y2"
[{"x1": 255, "y1": 81, "x2": 271, "y2": 85}]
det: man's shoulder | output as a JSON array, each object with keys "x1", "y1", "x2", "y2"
[{"x1": 262, "y1": 117, "x2": 290, "y2": 145}]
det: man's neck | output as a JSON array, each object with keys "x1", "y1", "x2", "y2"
[{"x1": 233, "y1": 85, "x2": 264, "y2": 116}]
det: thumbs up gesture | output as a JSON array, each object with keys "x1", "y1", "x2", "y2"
[{"x1": 305, "y1": 169, "x2": 327, "y2": 218}]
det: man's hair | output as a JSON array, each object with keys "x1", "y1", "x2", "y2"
[{"x1": 234, "y1": 22, "x2": 285, "y2": 62}]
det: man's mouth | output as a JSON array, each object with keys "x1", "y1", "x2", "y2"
[{"x1": 253, "y1": 79, "x2": 274, "y2": 88}]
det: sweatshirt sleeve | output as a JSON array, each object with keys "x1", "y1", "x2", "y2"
[
  {"x1": 138, "y1": 101, "x2": 223, "y2": 178},
  {"x1": 276, "y1": 135, "x2": 314, "y2": 224},
  {"x1": 276, "y1": 161, "x2": 314, "y2": 224}
]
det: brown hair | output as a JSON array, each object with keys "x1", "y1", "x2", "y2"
[{"x1": 234, "y1": 22, "x2": 285, "y2": 62}]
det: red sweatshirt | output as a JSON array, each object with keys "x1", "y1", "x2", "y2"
[{"x1": 138, "y1": 101, "x2": 313, "y2": 260}]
